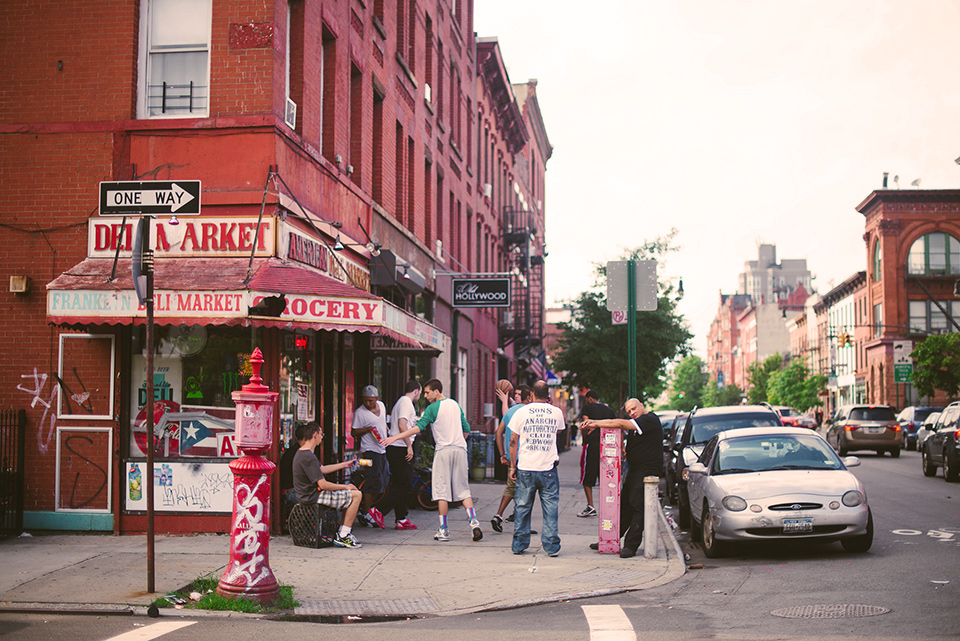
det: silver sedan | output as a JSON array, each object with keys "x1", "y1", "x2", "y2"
[{"x1": 686, "y1": 427, "x2": 872, "y2": 558}]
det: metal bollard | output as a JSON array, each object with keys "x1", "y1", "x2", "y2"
[{"x1": 643, "y1": 476, "x2": 659, "y2": 558}]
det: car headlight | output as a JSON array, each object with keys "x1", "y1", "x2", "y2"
[
  {"x1": 841, "y1": 490, "x2": 864, "y2": 507},
  {"x1": 721, "y1": 496, "x2": 747, "y2": 511}
]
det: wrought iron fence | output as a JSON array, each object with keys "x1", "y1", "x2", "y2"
[{"x1": 0, "y1": 409, "x2": 26, "y2": 539}]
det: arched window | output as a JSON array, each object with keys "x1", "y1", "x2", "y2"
[
  {"x1": 907, "y1": 232, "x2": 960, "y2": 275},
  {"x1": 873, "y1": 239, "x2": 882, "y2": 282}
]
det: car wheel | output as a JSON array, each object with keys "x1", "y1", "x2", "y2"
[
  {"x1": 922, "y1": 447, "x2": 938, "y2": 477},
  {"x1": 677, "y1": 488, "x2": 691, "y2": 528},
  {"x1": 700, "y1": 503, "x2": 726, "y2": 558},
  {"x1": 890, "y1": 448, "x2": 900, "y2": 458},
  {"x1": 841, "y1": 509, "x2": 873, "y2": 553},
  {"x1": 945, "y1": 450, "x2": 960, "y2": 483}
]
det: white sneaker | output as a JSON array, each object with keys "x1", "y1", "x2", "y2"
[
  {"x1": 434, "y1": 527, "x2": 450, "y2": 541},
  {"x1": 470, "y1": 519, "x2": 483, "y2": 541}
]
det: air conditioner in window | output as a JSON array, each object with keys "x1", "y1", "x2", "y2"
[
  {"x1": 424, "y1": 83, "x2": 432, "y2": 103},
  {"x1": 502, "y1": 310, "x2": 514, "y2": 325},
  {"x1": 285, "y1": 97, "x2": 297, "y2": 129},
  {"x1": 9, "y1": 275, "x2": 29, "y2": 294},
  {"x1": 483, "y1": 183, "x2": 492, "y2": 199}
]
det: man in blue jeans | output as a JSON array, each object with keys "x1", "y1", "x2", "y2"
[{"x1": 508, "y1": 380, "x2": 566, "y2": 556}]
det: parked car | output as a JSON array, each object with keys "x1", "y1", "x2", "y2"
[
  {"x1": 825, "y1": 404, "x2": 901, "y2": 457},
  {"x1": 771, "y1": 406, "x2": 802, "y2": 427},
  {"x1": 663, "y1": 413, "x2": 688, "y2": 504},
  {"x1": 916, "y1": 411, "x2": 941, "y2": 455},
  {"x1": 921, "y1": 401, "x2": 960, "y2": 481},
  {"x1": 896, "y1": 406, "x2": 943, "y2": 451},
  {"x1": 670, "y1": 404, "x2": 783, "y2": 527},
  {"x1": 685, "y1": 427, "x2": 872, "y2": 557}
]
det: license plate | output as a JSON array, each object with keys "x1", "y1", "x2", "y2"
[
  {"x1": 783, "y1": 518, "x2": 813, "y2": 533},
  {"x1": 863, "y1": 427, "x2": 882, "y2": 434}
]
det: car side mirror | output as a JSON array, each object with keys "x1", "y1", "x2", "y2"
[
  {"x1": 842, "y1": 456, "x2": 860, "y2": 468},
  {"x1": 687, "y1": 462, "x2": 707, "y2": 476}
]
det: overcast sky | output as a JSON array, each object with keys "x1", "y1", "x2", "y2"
[{"x1": 474, "y1": 0, "x2": 960, "y2": 358}]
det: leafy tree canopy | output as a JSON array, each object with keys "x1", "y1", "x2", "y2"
[
  {"x1": 668, "y1": 355, "x2": 708, "y2": 411},
  {"x1": 766, "y1": 357, "x2": 826, "y2": 412},
  {"x1": 701, "y1": 379, "x2": 744, "y2": 407},
  {"x1": 552, "y1": 230, "x2": 692, "y2": 410},
  {"x1": 745, "y1": 353, "x2": 784, "y2": 404},
  {"x1": 911, "y1": 333, "x2": 960, "y2": 398}
]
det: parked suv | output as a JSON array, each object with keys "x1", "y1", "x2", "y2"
[
  {"x1": 825, "y1": 405, "x2": 901, "y2": 457},
  {"x1": 896, "y1": 406, "x2": 943, "y2": 451},
  {"x1": 670, "y1": 404, "x2": 782, "y2": 527},
  {"x1": 921, "y1": 402, "x2": 960, "y2": 482}
]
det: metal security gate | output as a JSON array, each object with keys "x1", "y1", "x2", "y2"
[{"x1": 0, "y1": 409, "x2": 26, "y2": 538}]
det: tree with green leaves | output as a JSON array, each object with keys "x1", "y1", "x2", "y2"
[
  {"x1": 552, "y1": 231, "x2": 692, "y2": 410},
  {"x1": 668, "y1": 355, "x2": 708, "y2": 411},
  {"x1": 766, "y1": 357, "x2": 826, "y2": 412},
  {"x1": 701, "y1": 379, "x2": 744, "y2": 407},
  {"x1": 911, "y1": 333, "x2": 960, "y2": 398},
  {"x1": 745, "y1": 353, "x2": 784, "y2": 404}
]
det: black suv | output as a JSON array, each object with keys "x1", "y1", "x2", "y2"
[
  {"x1": 921, "y1": 401, "x2": 960, "y2": 482},
  {"x1": 670, "y1": 404, "x2": 782, "y2": 527}
]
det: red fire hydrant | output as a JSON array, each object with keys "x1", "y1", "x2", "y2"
[{"x1": 216, "y1": 347, "x2": 280, "y2": 604}]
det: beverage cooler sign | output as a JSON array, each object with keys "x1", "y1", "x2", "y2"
[{"x1": 452, "y1": 277, "x2": 511, "y2": 308}]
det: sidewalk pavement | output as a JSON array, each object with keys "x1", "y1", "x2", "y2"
[{"x1": 0, "y1": 445, "x2": 686, "y2": 619}]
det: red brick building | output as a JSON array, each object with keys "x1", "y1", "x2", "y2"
[{"x1": 0, "y1": 0, "x2": 549, "y2": 534}]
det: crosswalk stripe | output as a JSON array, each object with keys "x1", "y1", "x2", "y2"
[
  {"x1": 104, "y1": 620, "x2": 197, "y2": 641},
  {"x1": 582, "y1": 604, "x2": 636, "y2": 641}
]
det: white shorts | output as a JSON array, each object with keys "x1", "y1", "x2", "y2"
[{"x1": 432, "y1": 446, "x2": 472, "y2": 503}]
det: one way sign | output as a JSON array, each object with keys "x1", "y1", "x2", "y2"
[{"x1": 99, "y1": 180, "x2": 201, "y2": 216}]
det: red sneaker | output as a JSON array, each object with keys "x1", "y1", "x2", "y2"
[
  {"x1": 395, "y1": 519, "x2": 418, "y2": 530},
  {"x1": 368, "y1": 507, "x2": 386, "y2": 529}
]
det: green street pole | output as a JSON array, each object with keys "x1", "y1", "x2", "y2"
[{"x1": 627, "y1": 259, "x2": 636, "y2": 399}]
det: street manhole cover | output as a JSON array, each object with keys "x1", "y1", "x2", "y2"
[
  {"x1": 297, "y1": 598, "x2": 438, "y2": 616},
  {"x1": 771, "y1": 604, "x2": 890, "y2": 619}
]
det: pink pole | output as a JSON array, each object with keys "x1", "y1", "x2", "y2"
[{"x1": 597, "y1": 427, "x2": 622, "y2": 554}]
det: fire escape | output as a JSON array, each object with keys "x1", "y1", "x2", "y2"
[{"x1": 501, "y1": 207, "x2": 545, "y2": 376}]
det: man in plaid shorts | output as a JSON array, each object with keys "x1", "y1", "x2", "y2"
[{"x1": 293, "y1": 422, "x2": 364, "y2": 548}]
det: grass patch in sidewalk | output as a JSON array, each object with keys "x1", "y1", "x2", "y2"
[{"x1": 152, "y1": 573, "x2": 300, "y2": 614}]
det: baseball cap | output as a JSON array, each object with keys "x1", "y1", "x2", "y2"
[{"x1": 361, "y1": 385, "x2": 379, "y2": 398}]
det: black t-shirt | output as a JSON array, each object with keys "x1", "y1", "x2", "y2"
[
  {"x1": 625, "y1": 411, "x2": 664, "y2": 475},
  {"x1": 580, "y1": 402, "x2": 616, "y2": 447},
  {"x1": 278, "y1": 438, "x2": 298, "y2": 491}
]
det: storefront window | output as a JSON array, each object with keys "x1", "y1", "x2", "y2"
[
  {"x1": 129, "y1": 325, "x2": 261, "y2": 459},
  {"x1": 279, "y1": 331, "x2": 315, "y2": 449}
]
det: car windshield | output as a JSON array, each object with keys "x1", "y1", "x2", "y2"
[
  {"x1": 915, "y1": 408, "x2": 941, "y2": 421},
  {"x1": 778, "y1": 407, "x2": 797, "y2": 417},
  {"x1": 849, "y1": 407, "x2": 895, "y2": 421},
  {"x1": 690, "y1": 413, "x2": 781, "y2": 444},
  {"x1": 715, "y1": 434, "x2": 842, "y2": 474}
]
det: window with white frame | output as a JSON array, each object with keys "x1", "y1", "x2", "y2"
[{"x1": 142, "y1": 0, "x2": 211, "y2": 118}]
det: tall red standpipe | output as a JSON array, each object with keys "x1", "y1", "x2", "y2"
[{"x1": 216, "y1": 347, "x2": 280, "y2": 604}]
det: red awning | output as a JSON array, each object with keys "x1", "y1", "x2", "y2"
[{"x1": 46, "y1": 257, "x2": 387, "y2": 334}]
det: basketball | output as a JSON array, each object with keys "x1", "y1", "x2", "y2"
[{"x1": 496, "y1": 379, "x2": 513, "y2": 394}]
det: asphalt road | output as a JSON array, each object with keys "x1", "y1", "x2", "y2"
[{"x1": 1, "y1": 449, "x2": 957, "y2": 641}]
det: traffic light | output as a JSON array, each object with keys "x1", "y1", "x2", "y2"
[{"x1": 838, "y1": 332, "x2": 851, "y2": 347}]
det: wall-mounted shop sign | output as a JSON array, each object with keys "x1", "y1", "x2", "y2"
[
  {"x1": 278, "y1": 221, "x2": 370, "y2": 292},
  {"x1": 88, "y1": 217, "x2": 275, "y2": 258},
  {"x1": 452, "y1": 277, "x2": 511, "y2": 308}
]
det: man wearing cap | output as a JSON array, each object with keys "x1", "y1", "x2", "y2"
[{"x1": 351, "y1": 384, "x2": 390, "y2": 529}]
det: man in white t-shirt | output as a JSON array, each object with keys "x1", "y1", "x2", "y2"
[
  {"x1": 509, "y1": 380, "x2": 565, "y2": 557},
  {"x1": 381, "y1": 380, "x2": 421, "y2": 530},
  {"x1": 351, "y1": 385, "x2": 389, "y2": 529}
]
